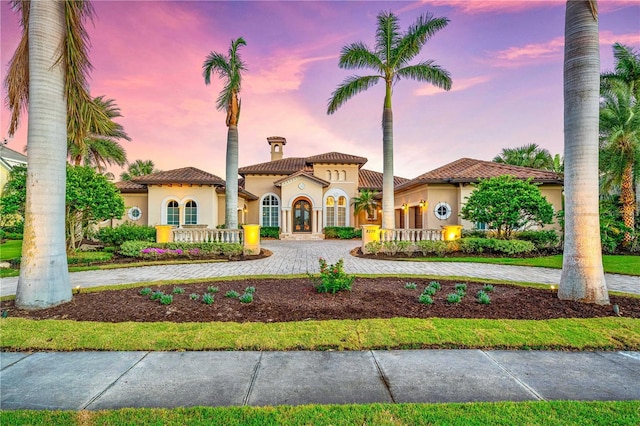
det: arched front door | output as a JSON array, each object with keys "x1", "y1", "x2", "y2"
[{"x1": 293, "y1": 198, "x2": 312, "y2": 233}]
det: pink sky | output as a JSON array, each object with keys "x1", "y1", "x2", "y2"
[{"x1": 1, "y1": 0, "x2": 639, "y2": 181}]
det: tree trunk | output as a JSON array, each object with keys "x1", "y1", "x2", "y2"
[
  {"x1": 225, "y1": 124, "x2": 239, "y2": 229},
  {"x1": 620, "y1": 160, "x2": 635, "y2": 245},
  {"x1": 382, "y1": 107, "x2": 395, "y2": 230},
  {"x1": 16, "y1": 0, "x2": 71, "y2": 309},
  {"x1": 559, "y1": 0, "x2": 609, "y2": 304}
]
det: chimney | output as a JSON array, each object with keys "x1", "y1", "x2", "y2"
[{"x1": 267, "y1": 136, "x2": 286, "y2": 161}]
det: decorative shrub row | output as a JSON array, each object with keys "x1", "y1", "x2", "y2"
[
  {"x1": 260, "y1": 226, "x2": 280, "y2": 239},
  {"x1": 365, "y1": 237, "x2": 536, "y2": 257},
  {"x1": 323, "y1": 227, "x2": 362, "y2": 239},
  {"x1": 120, "y1": 241, "x2": 243, "y2": 258},
  {"x1": 461, "y1": 229, "x2": 559, "y2": 249},
  {"x1": 98, "y1": 223, "x2": 156, "y2": 246}
]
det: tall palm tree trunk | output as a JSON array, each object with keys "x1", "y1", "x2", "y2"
[
  {"x1": 16, "y1": 0, "x2": 71, "y2": 309},
  {"x1": 382, "y1": 80, "x2": 395, "y2": 230},
  {"x1": 620, "y1": 160, "x2": 635, "y2": 244},
  {"x1": 559, "y1": 0, "x2": 608, "y2": 304},
  {"x1": 225, "y1": 125, "x2": 239, "y2": 229}
]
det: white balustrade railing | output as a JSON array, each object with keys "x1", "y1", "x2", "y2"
[
  {"x1": 379, "y1": 228, "x2": 444, "y2": 242},
  {"x1": 172, "y1": 228, "x2": 243, "y2": 244}
]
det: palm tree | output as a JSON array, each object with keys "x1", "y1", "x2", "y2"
[
  {"x1": 492, "y1": 143, "x2": 555, "y2": 170},
  {"x1": 558, "y1": 0, "x2": 609, "y2": 304},
  {"x1": 327, "y1": 11, "x2": 451, "y2": 230},
  {"x1": 599, "y1": 82, "x2": 640, "y2": 244},
  {"x1": 202, "y1": 37, "x2": 247, "y2": 230},
  {"x1": 601, "y1": 43, "x2": 640, "y2": 99},
  {"x1": 5, "y1": 0, "x2": 93, "y2": 309},
  {"x1": 352, "y1": 189, "x2": 380, "y2": 225},
  {"x1": 120, "y1": 159, "x2": 158, "y2": 181},
  {"x1": 69, "y1": 96, "x2": 130, "y2": 172}
]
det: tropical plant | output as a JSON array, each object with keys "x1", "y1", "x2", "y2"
[
  {"x1": 4, "y1": 0, "x2": 95, "y2": 308},
  {"x1": 559, "y1": 0, "x2": 609, "y2": 304},
  {"x1": 68, "y1": 96, "x2": 130, "y2": 171},
  {"x1": 327, "y1": 11, "x2": 451, "y2": 229},
  {"x1": 492, "y1": 143, "x2": 555, "y2": 170},
  {"x1": 351, "y1": 189, "x2": 379, "y2": 224},
  {"x1": 203, "y1": 37, "x2": 247, "y2": 230},
  {"x1": 599, "y1": 43, "x2": 640, "y2": 246},
  {"x1": 460, "y1": 176, "x2": 554, "y2": 239},
  {"x1": 120, "y1": 159, "x2": 158, "y2": 181}
]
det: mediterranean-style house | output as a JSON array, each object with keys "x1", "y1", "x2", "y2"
[{"x1": 114, "y1": 136, "x2": 564, "y2": 239}]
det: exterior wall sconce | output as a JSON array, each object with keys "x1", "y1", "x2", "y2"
[
  {"x1": 401, "y1": 203, "x2": 408, "y2": 211},
  {"x1": 243, "y1": 205, "x2": 248, "y2": 213},
  {"x1": 419, "y1": 200, "x2": 427, "y2": 209}
]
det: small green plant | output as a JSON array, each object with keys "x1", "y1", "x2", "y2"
[
  {"x1": 160, "y1": 294, "x2": 173, "y2": 305},
  {"x1": 139, "y1": 287, "x2": 152, "y2": 296},
  {"x1": 477, "y1": 291, "x2": 491, "y2": 305},
  {"x1": 207, "y1": 286, "x2": 219, "y2": 294},
  {"x1": 202, "y1": 293, "x2": 214, "y2": 305},
  {"x1": 422, "y1": 286, "x2": 437, "y2": 296},
  {"x1": 172, "y1": 287, "x2": 185, "y2": 295},
  {"x1": 311, "y1": 258, "x2": 354, "y2": 294},
  {"x1": 1, "y1": 310, "x2": 8, "y2": 319},
  {"x1": 189, "y1": 293, "x2": 199, "y2": 301},
  {"x1": 454, "y1": 283, "x2": 467, "y2": 292},
  {"x1": 405, "y1": 282, "x2": 417, "y2": 289},
  {"x1": 150, "y1": 291, "x2": 164, "y2": 301},
  {"x1": 429, "y1": 281, "x2": 441, "y2": 290},
  {"x1": 245, "y1": 286, "x2": 256, "y2": 294},
  {"x1": 447, "y1": 293, "x2": 462, "y2": 304},
  {"x1": 483, "y1": 284, "x2": 495, "y2": 292},
  {"x1": 418, "y1": 294, "x2": 434, "y2": 305},
  {"x1": 225, "y1": 290, "x2": 240, "y2": 298},
  {"x1": 239, "y1": 293, "x2": 254, "y2": 303}
]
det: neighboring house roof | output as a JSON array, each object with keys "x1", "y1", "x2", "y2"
[
  {"x1": 273, "y1": 171, "x2": 330, "y2": 188},
  {"x1": 396, "y1": 158, "x2": 564, "y2": 191},
  {"x1": 358, "y1": 168, "x2": 409, "y2": 191},
  {"x1": 115, "y1": 180, "x2": 147, "y2": 193},
  {"x1": 0, "y1": 146, "x2": 28, "y2": 170},
  {"x1": 239, "y1": 151, "x2": 367, "y2": 176},
  {"x1": 132, "y1": 167, "x2": 226, "y2": 185}
]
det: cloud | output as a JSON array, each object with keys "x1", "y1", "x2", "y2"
[
  {"x1": 414, "y1": 76, "x2": 490, "y2": 96},
  {"x1": 398, "y1": 0, "x2": 560, "y2": 15},
  {"x1": 246, "y1": 53, "x2": 337, "y2": 95},
  {"x1": 487, "y1": 31, "x2": 640, "y2": 68}
]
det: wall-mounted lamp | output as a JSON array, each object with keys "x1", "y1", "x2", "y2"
[
  {"x1": 243, "y1": 205, "x2": 248, "y2": 213},
  {"x1": 401, "y1": 203, "x2": 408, "y2": 211},
  {"x1": 419, "y1": 200, "x2": 427, "y2": 209}
]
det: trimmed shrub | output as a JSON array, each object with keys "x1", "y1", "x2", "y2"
[
  {"x1": 118, "y1": 241, "x2": 244, "y2": 258},
  {"x1": 365, "y1": 241, "x2": 382, "y2": 255},
  {"x1": 324, "y1": 227, "x2": 361, "y2": 239},
  {"x1": 515, "y1": 230, "x2": 559, "y2": 249},
  {"x1": 415, "y1": 240, "x2": 449, "y2": 257},
  {"x1": 311, "y1": 258, "x2": 354, "y2": 294},
  {"x1": 98, "y1": 223, "x2": 156, "y2": 247},
  {"x1": 260, "y1": 227, "x2": 280, "y2": 239}
]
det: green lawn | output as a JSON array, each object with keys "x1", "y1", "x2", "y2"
[
  {"x1": 2, "y1": 401, "x2": 639, "y2": 425},
  {"x1": 0, "y1": 239, "x2": 22, "y2": 261}
]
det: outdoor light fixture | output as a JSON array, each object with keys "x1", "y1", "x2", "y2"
[
  {"x1": 402, "y1": 203, "x2": 408, "y2": 210},
  {"x1": 419, "y1": 200, "x2": 426, "y2": 208}
]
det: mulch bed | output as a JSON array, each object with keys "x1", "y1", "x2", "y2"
[{"x1": 3, "y1": 278, "x2": 637, "y2": 323}]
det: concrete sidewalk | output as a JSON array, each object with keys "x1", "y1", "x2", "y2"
[
  {"x1": 2, "y1": 240, "x2": 638, "y2": 296},
  {"x1": 2, "y1": 350, "x2": 639, "y2": 410}
]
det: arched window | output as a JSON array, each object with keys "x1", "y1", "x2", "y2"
[
  {"x1": 339, "y1": 170, "x2": 346, "y2": 181},
  {"x1": 326, "y1": 196, "x2": 335, "y2": 227},
  {"x1": 337, "y1": 196, "x2": 347, "y2": 226},
  {"x1": 167, "y1": 200, "x2": 179, "y2": 225},
  {"x1": 184, "y1": 200, "x2": 197, "y2": 225},
  {"x1": 261, "y1": 194, "x2": 280, "y2": 227},
  {"x1": 326, "y1": 170, "x2": 331, "y2": 181}
]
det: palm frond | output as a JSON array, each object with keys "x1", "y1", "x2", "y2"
[
  {"x1": 202, "y1": 52, "x2": 230, "y2": 85},
  {"x1": 394, "y1": 14, "x2": 449, "y2": 67},
  {"x1": 327, "y1": 75, "x2": 381, "y2": 115},
  {"x1": 4, "y1": 1, "x2": 30, "y2": 137},
  {"x1": 338, "y1": 42, "x2": 382, "y2": 72},
  {"x1": 396, "y1": 61, "x2": 452, "y2": 90},
  {"x1": 375, "y1": 11, "x2": 401, "y2": 64}
]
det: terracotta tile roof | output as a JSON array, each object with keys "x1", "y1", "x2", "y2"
[
  {"x1": 358, "y1": 168, "x2": 409, "y2": 190},
  {"x1": 132, "y1": 167, "x2": 226, "y2": 185},
  {"x1": 115, "y1": 180, "x2": 147, "y2": 193},
  {"x1": 397, "y1": 158, "x2": 563, "y2": 191},
  {"x1": 239, "y1": 157, "x2": 309, "y2": 175},
  {"x1": 305, "y1": 152, "x2": 367, "y2": 165},
  {"x1": 273, "y1": 171, "x2": 330, "y2": 187},
  {"x1": 215, "y1": 186, "x2": 259, "y2": 201}
]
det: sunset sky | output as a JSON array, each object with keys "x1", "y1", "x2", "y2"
[{"x1": 1, "y1": 0, "x2": 639, "y2": 181}]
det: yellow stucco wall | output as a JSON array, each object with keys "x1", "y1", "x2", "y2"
[
  {"x1": 147, "y1": 185, "x2": 219, "y2": 227},
  {"x1": 0, "y1": 166, "x2": 9, "y2": 196}
]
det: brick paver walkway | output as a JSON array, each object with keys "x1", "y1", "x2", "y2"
[{"x1": 1, "y1": 240, "x2": 638, "y2": 296}]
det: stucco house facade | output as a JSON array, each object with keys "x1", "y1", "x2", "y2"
[
  {"x1": 115, "y1": 137, "x2": 564, "y2": 238},
  {"x1": 0, "y1": 145, "x2": 28, "y2": 197}
]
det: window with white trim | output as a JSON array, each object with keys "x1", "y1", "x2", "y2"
[
  {"x1": 184, "y1": 200, "x2": 197, "y2": 225},
  {"x1": 337, "y1": 196, "x2": 347, "y2": 226},
  {"x1": 127, "y1": 206, "x2": 142, "y2": 221},
  {"x1": 167, "y1": 200, "x2": 179, "y2": 225},
  {"x1": 261, "y1": 194, "x2": 280, "y2": 227},
  {"x1": 434, "y1": 202, "x2": 452, "y2": 220},
  {"x1": 326, "y1": 196, "x2": 335, "y2": 227}
]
